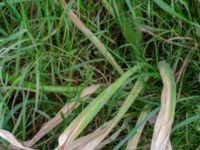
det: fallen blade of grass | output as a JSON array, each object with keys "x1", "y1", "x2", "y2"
[
  {"x1": 24, "y1": 84, "x2": 100, "y2": 148},
  {"x1": 3, "y1": 73, "x2": 103, "y2": 93},
  {"x1": 126, "y1": 105, "x2": 151, "y2": 150},
  {"x1": 63, "y1": 79, "x2": 143, "y2": 150},
  {"x1": 151, "y1": 61, "x2": 176, "y2": 150},
  {"x1": 61, "y1": 0, "x2": 124, "y2": 75},
  {"x1": 3, "y1": 84, "x2": 82, "y2": 93},
  {"x1": 55, "y1": 64, "x2": 142, "y2": 150},
  {"x1": 0, "y1": 129, "x2": 34, "y2": 150},
  {"x1": 66, "y1": 117, "x2": 131, "y2": 150}
]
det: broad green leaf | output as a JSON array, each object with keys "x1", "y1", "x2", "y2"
[
  {"x1": 56, "y1": 64, "x2": 143, "y2": 149},
  {"x1": 66, "y1": 79, "x2": 144, "y2": 149}
]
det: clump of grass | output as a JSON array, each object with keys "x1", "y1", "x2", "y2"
[{"x1": 0, "y1": 0, "x2": 200, "y2": 149}]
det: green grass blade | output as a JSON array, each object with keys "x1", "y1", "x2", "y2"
[
  {"x1": 103, "y1": 0, "x2": 143, "y2": 59},
  {"x1": 154, "y1": 0, "x2": 200, "y2": 28},
  {"x1": 3, "y1": 0, "x2": 21, "y2": 22},
  {"x1": 67, "y1": 79, "x2": 144, "y2": 149},
  {"x1": 56, "y1": 64, "x2": 142, "y2": 149},
  {"x1": 154, "y1": 0, "x2": 188, "y2": 22},
  {"x1": 172, "y1": 115, "x2": 200, "y2": 133}
]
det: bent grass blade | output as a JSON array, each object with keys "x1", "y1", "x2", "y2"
[{"x1": 151, "y1": 61, "x2": 176, "y2": 150}]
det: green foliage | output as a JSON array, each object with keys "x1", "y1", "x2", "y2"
[{"x1": 0, "y1": 0, "x2": 199, "y2": 149}]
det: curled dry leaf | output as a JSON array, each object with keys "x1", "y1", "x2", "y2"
[
  {"x1": 25, "y1": 84, "x2": 100, "y2": 148},
  {"x1": 151, "y1": 61, "x2": 176, "y2": 150},
  {"x1": 0, "y1": 129, "x2": 34, "y2": 150}
]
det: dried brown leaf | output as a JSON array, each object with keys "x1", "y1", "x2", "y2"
[{"x1": 0, "y1": 129, "x2": 34, "y2": 150}]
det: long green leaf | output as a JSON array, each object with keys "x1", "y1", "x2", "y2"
[
  {"x1": 56, "y1": 64, "x2": 143, "y2": 149},
  {"x1": 65, "y1": 79, "x2": 144, "y2": 149}
]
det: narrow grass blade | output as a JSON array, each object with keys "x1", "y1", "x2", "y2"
[
  {"x1": 172, "y1": 115, "x2": 200, "y2": 133},
  {"x1": 3, "y1": 73, "x2": 84, "y2": 93},
  {"x1": 0, "y1": 129, "x2": 34, "y2": 150},
  {"x1": 154, "y1": 0, "x2": 188, "y2": 22},
  {"x1": 154, "y1": 0, "x2": 200, "y2": 28},
  {"x1": 3, "y1": 0, "x2": 21, "y2": 22},
  {"x1": 102, "y1": 0, "x2": 143, "y2": 59},
  {"x1": 24, "y1": 84, "x2": 100, "y2": 147},
  {"x1": 151, "y1": 61, "x2": 176, "y2": 150},
  {"x1": 126, "y1": 105, "x2": 151, "y2": 150},
  {"x1": 55, "y1": 64, "x2": 142, "y2": 149},
  {"x1": 62, "y1": 0, "x2": 124, "y2": 75}
]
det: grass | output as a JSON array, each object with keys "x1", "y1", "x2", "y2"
[{"x1": 0, "y1": 0, "x2": 200, "y2": 149}]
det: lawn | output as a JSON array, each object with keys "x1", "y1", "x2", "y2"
[{"x1": 0, "y1": 0, "x2": 200, "y2": 150}]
